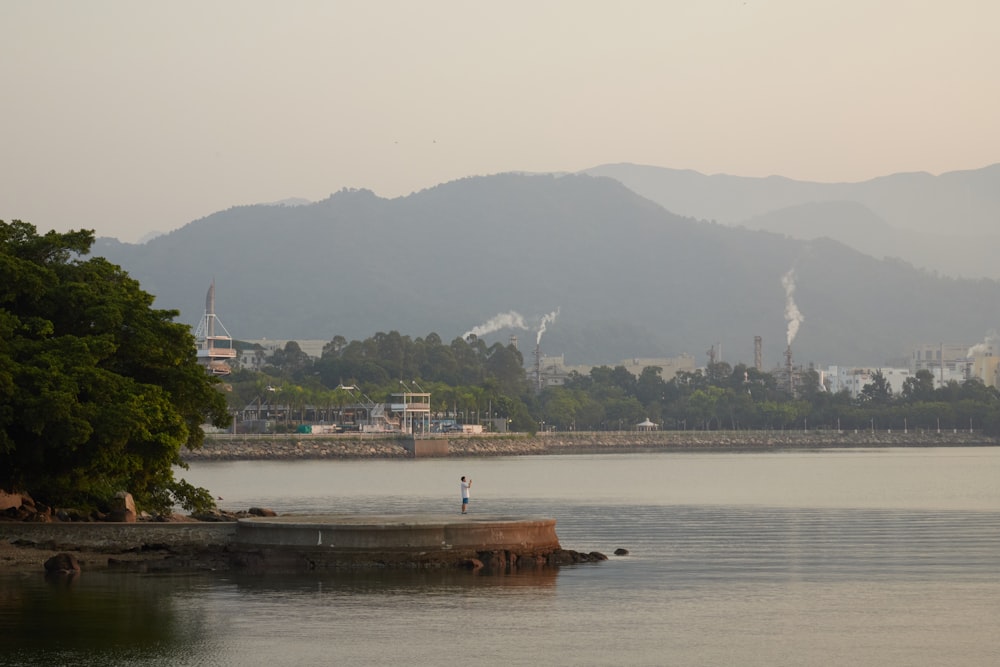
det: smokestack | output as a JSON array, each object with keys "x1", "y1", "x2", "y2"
[
  {"x1": 534, "y1": 344, "x2": 542, "y2": 392},
  {"x1": 785, "y1": 345, "x2": 794, "y2": 395},
  {"x1": 754, "y1": 336, "x2": 762, "y2": 371}
]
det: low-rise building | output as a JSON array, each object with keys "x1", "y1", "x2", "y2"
[
  {"x1": 909, "y1": 343, "x2": 972, "y2": 384},
  {"x1": 537, "y1": 354, "x2": 696, "y2": 388},
  {"x1": 824, "y1": 366, "x2": 916, "y2": 398}
]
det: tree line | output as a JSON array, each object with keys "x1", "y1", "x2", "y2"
[{"x1": 233, "y1": 335, "x2": 1000, "y2": 436}]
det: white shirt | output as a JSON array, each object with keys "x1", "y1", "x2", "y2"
[{"x1": 461, "y1": 480, "x2": 471, "y2": 499}]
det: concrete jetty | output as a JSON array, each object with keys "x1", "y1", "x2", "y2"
[
  {"x1": 231, "y1": 513, "x2": 566, "y2": 572},
  {"x1": 1, "y1": 513, "x2": 599, "y2": 573}
]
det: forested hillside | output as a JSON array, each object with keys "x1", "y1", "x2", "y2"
[
  {"x1": 584, "y1": 162, "x2": 1000, "y2": 280},
  {"x1": 92, "y1": 173, "x2": 1000, "y2": 368}
]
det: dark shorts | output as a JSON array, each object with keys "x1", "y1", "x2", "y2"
[{"x1": 462, "y1": 498, "x2": 469, "y2": 505}]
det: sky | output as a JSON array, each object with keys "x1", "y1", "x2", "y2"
[{"x1": 2, "y1": 1, "x2": 998, "y2": 243}]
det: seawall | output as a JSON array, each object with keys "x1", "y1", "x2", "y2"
[{"x1": 184, "y1": 430, "x2": 998, "y2": 461}]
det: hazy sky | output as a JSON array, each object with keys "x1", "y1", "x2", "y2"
[{"x1": 3, "y1": 1, "x2": 998, "y2": 243}]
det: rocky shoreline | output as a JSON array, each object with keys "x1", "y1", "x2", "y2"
[
  {"x1": 184, "y1": 429, "x2": 998, "y2": 461},
  {"x1": 0, "y1": 510, "x2": 608, "y2": 576}
]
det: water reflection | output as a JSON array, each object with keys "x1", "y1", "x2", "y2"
[
  {"x1": 0, "y1": 572, "x2": 212, "y2": 667},
  {"x1": 3, "y1": 450, "x2": 999, "y2": 667},
  {"x1": 0, "y1": 564, "x2": 560, "y2": 666}
]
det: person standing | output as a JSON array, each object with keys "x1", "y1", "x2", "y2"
[{"x1": 460, "y1": 476, "x2": 472, "y2": 513}]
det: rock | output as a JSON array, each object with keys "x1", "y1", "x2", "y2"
[
  {"x1": 614, "y1": 548, "x2": 629, "y2": 556},
  {"x1": 109, "y1": 492, "x2": 137, "y2": 523},
  {"x1": 248, "y1": 507, "x2": 278, "y2": 517},
  {"x1": 44, "y1": 553, "x2": 81, "y2": 574},
  {"x1": 516, "y1": 554, "x2": 544, "y2": 569},
  {"x1": 190, "y1": 509, "x2": 238, "y2": 522},
  {"x1": 461, "y1": 558, "x2": 484, "y2": 570},
  {"x1": 546, "y1": 549, "x2": 579, "y2": 565},
  {"x1": 0, "y1": 491, "x2": 19, "y2": 512}
]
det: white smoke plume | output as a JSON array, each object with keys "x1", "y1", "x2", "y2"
[
  {"x1": 968, "y1": 330, "x2": 1000, "y2": 357},
  {"x1": 536, "y1": 307, "x2": 560, "y2": 345},
  {"x1": 463, "y1": 311, "x2": 527, "y2": 339},
  {"x1": 781, "y1": 268, "x2": 804, "y2": 346},
  {"x1": 968, "y1": 342, "x2": 988, "y2": 357}
]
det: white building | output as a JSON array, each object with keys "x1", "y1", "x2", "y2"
[
  {"x1": 909, "y1": 343, "x2": 972, "y2": 386},
  {"x1": 824, "y1": 366, "x2": 915, "y2": 399}
]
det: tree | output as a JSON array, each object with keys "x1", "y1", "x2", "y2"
[
  {"x1": 859, "y1": 369, "x2": 893, "y2": 405},
  {"x1": 265, "y1": 340, "x2": 312, "y2": 379},
  {"x1": 484, "y1": 342, "x2": 527, "y2": 396},
  {"x1": 540, "y1": 387, "x2": 582, "y2": 430},
  {"x1": 900, "y1": 369, "x2": 936, "y2": 403},
  {"x1": 0, "y1": 221, "x2": 230, "y2": 513},
  {"x1": 635, "y1": 366, "x2": 666, "y2": 407}
]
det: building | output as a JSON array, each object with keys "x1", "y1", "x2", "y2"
[
  {"x1": 909, "y1": 343, "x2": 972, "y2": 385},
  {"x1": 193, "y1": 281, "x2": 236, "y2": 376},
  {"x1": 967, "y1": 336, "x2": 1000, "y2": 389},
  {"x1": 824, "y1": 366, "x2": 915, "y2": 399},
  {"x1": 537, "y1": 354, "x2": 697, "y2": 387}
]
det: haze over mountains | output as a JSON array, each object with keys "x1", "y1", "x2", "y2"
[
  {"x1": 91, "y1": 167, "x2": 1000, "y2": 370},
  {"x1": 584, "y1": 163, "x2": 1000, "y2": 280}
]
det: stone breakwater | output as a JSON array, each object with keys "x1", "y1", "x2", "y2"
[{"x1": 184, "y1": 430, "x2": 998, "y2": 461}]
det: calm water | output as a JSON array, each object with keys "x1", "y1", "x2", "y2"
[{"x1": 2, "y1": 447, "x2": 1000, "y2": 666}]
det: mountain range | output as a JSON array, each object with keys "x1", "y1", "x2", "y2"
[
  {"x1": 90, "y1": 170, "x2": 1000, "y2": 370},
  {"x1": 583, "y1": 163, "x2": 1000, "y2": 280}
]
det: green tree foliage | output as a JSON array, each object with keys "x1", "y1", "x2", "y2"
[
  {"x1": 0, "y1": 221, "x2": 230, "y2": 513},
  {"x1": 859, "y1": 369, "x2": 893, "y2": 405},
  {"x1": 226, "y1": 325, "x2": 1000, "y2": 438},
  {"x1": 263, "y1": 340, "x2": 313, "y2": 378},
  {"x1": 900, "y1": 369, "x2": 936, "y2": 403}
]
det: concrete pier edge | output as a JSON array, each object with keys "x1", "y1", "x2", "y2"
[{"x1": 1, "y1": 513, "x2": 576, "y2": 573}]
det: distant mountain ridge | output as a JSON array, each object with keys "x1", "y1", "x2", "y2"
[
  {"x1": 582, "y1": 163, "x2": 1000, "y2": 279},
  {"x1": 92, "y1": 173, "x2": 1000, "y2": 369}
]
